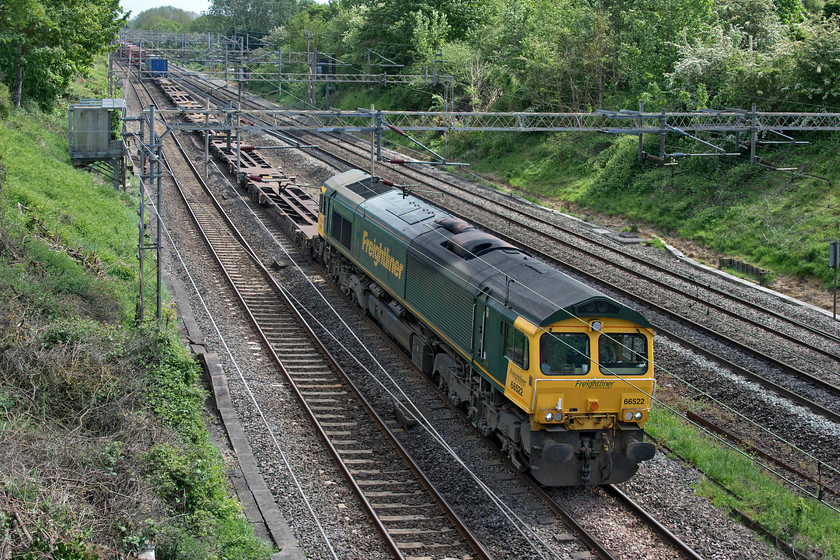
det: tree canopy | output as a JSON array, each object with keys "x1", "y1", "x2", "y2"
[
  {"x1": 129, "y1": 6, "x2": 198, "y2": 31},
  {"x1": 255, "y1": 0, "x2": 833, "y2": 113},
  {"x1": 0, "y1": 0, "x2": 128, "y2": 108},
  {"x1": 208, "y1": 0, "x2": 299, "y2": 34}
]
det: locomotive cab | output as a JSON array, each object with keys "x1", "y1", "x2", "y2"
[{"x1": 498, "y1": 313, "x2": 656, "y2": 485}]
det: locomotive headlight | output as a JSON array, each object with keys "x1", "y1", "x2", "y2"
[
  {"x1": 623, "y1": 410, "x2": 634, "y2": 422},
  {"x1": 633, "y1": 411, "x2": 643, "y2": 421},
  {"x1": 544, "y1": 412, "x2": 554, "y2": 422}
]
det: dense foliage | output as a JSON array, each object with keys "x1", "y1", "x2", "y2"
[
  {"x1": 129, "y1": 6, "x2": 198, "y2": 32},
  {"x1": 0, "y1": 0, "x2": 127, "y2": 109},
  {"x1": 166, "y1": 0, "x2": 836, "y2": 113},
  {"x1": 137, "y1": 0, "x2": 840, "y2": 112}
]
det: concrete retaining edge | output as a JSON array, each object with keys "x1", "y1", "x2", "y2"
[{"x1": 163, "y1": 271, "x2": 303, "y2": 560}]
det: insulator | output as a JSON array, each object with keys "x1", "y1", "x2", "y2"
[{"x1": 387, "y1": 124, "x2": 407, "y2": 136}]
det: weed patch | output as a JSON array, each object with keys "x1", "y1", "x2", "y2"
[
  {"x1": 648, "y1": 409, "x2": 840, "y2": 559},
  {"x1": 0, "y1": 71, "x2": 273, "y2": 559}
]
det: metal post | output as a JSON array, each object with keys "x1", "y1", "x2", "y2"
[
  {"x1": 659, "y1": 110, "x2": 666, "y2": 161},
  {"x1": 370, "y1": 104, "x2": 375, "y2": 178},
  {"x1": 226, "y1": 101, "x2": 232, "y2": 150},
  {"x1": 278, "y1": 48, "x2": 283, "y2": 96},
  {"x1": 204, "y1": 98, "x2": 210, "y2": 178},
  {"x1": 376, "y1": 110, "x2": 383, "y2": 162},
  {"x1": 750, "y1": 104, "x2": 757, "y2": 164},
  {"x1": 325, "y1": 69, "x2": 331, "y2": 110},
  {"x1": 236, "y1": 118, "x2": 242, "y2": 181},
  {"x1": 305, "y1": 31, "x2": 315, "y2": 108},
  {"x1": 137, "y1": 114, "x2": 146, "y2": 325},
  {"x1": 638, "y1": 101, "x2": 644, "y2": 161},
  {"x1": 154, "y1": 107, "x2": 162, "y2": 324},
  {"x1": 831, "y1": 241, "x2": 839, "y2": 320},
  {"x1": 148, "y1": 106, "x2": 161, "y2": 324}
]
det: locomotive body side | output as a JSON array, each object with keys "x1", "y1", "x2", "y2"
[{"x1": 319, "y1": 170, "x2": 655, "y2": 485}]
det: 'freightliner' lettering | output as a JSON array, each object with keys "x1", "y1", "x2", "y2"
[
  {"x1": 362, "y1": 231, "x2": 405, "y2": 279},
  {"x1": 574, "y1": 380, "x2": 615, "y2": 389}
]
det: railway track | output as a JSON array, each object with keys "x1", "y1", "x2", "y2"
[
  {"x1": 170, "y1": 73, "x2": 840, "y2": 502},
  {"x1": 124, "y1": 66, "x2": 735, "y2": 559},
  {"x1": 126, "y1": 67, "x2": 493, "y2": 560},
  {"x1": 119, "y1": 63, "x2": 822, "y2": 557}
]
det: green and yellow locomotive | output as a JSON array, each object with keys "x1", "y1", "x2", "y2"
[{"x1": 318, "y1": 169, "x2": 656, "y2": 485}]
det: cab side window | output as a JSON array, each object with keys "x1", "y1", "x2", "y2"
[{"x1": 503, "y1": 323, "x2": 529, "y2": 369}]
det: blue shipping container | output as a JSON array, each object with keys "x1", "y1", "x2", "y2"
[{"x1": 149, "y1": 58, "x2": 168, "y2": 77}]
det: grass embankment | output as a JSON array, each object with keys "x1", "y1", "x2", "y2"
[
  {"x1": 0, "y1": 75, "x2": 273, "y2": 557},
  {"x1": 444, "y1": 130, "x2": 840, "y2": 286},
  {"x1": 648, "y1": 408, "x2": 840, "y2": 559}
]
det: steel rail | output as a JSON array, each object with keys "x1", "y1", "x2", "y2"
[
  {"x1": 128, "y1": 69, "x2": 492, "y2": 560},
  {"x1": 603, "y1": 485, "x2": 706, "y2": 560},
  {"x1": 171, "y1": 69, "x2": 840, "y2": 427}
]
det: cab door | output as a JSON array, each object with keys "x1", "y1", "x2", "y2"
[{"x1": 501, "y1": 318, "x2": 538, "y2": 413}]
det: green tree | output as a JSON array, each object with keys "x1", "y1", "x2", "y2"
[
  {"x1": 208, "y1": 0, "x2": 299, "y2": 34},
  {"x1": 775, "y1": 0, "x2": 805, "y2": 23},
  {"x1": 351, "y1": 0, "x2": 487, "y2": 67},
  {"x1": 716, "y1": 0, "x2": 785, "y2": 49},
  {"x1": 786, "y1": 18, "x2": 840, "y2": 105},
  {"x1": 615, "y1": 0, "x2": 717, "y2": 104},
  {"x1": 0, "y1": 0, "x2": 127, "y2": 108},
  {"x1": 130, "y1": 6, "x2": 197, "y2": 30},
  {"x1": 825, "y1": 0, "x2": 840, "y2": 18}
]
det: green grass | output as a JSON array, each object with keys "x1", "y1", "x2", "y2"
[
  {"x1": 648, "y1": 408, "x2": 840, "y2": 559},
  {"x1": 441, "y1": 128, "x2": 840, "y2": 285},
  {"x1": 0, "y1": 105, "x2": 139, "y2": 320},
  {"x1": 0, "y1": 64, "x2": 274, "y2": 559}
]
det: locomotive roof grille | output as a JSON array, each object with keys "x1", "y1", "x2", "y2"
[
  {"x1": 444, "y1": 230, "x2": 519, "y2": 259},
  {"x1": 434, "y1": 216, "x2": 473, "y2": 234},
  {"x1": 346, "y1": 177, "x2": 392, "y2": 199}
]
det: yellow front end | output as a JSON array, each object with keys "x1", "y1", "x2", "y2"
[
  {"x1": 502, "y1": 315, "x2": 656, "y2": 485},
  {"x1": 503, "y1": 316, "x2": 655, "y2": 426}
]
